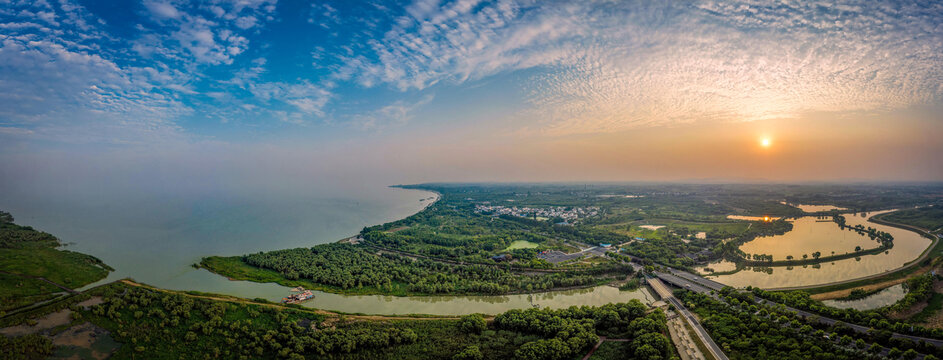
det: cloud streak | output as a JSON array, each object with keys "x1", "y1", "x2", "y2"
[
  {"x1": 350, "y1": 0, "x2": 943, "y2": 134},
  {"x1": 0, "y1": 0, "x2": 941, "y2": 149}
]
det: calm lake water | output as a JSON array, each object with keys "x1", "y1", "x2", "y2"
[
  {"x1": 822, "y1": 284, "x2": 907, "y2": 311},
  {"x1": 708, "y1": 210, "x2": 932, "y2": 289},
  {"x1": 739, "y1": 216, "x2": 883, "y2": 260},
  {"x1": 0, "y1": 186, "x2": 653, "y2": 315},
  {"x1": 784, "y1": 203, "x2": 848, "y2": 212}
]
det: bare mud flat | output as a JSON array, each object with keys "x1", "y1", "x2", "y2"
[
  {"x1": 50, "y1": 322, "x2": 119, "y2": 360},
  {"x1": 0, "y1": 308, "x2": 73, "y2": 337}
]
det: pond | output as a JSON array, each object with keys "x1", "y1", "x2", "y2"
[
  {"x1": 726, "y1": 215, "x2": 781, "y2": 221},
  {"x1": 505, "y1": 240, "x2": 539, "y2": 250},
  {"x1": 639, "y1": 225, "x2": 665, "y2": 230},
  {"x1": 694, "y1": 259, "x2": 738, "y2": 275},
  {"x1": 738, "y1": 216, "x2": 883, "y2": 261},
  {"x1": 783, "y1": 202, "x2": 848, "y2": 212},
  {"x1": 822, "y1": 284, "x2": 907, "y2": 311},
  {"x1": 706, "y1": 210, "x2": 932, "y2": 289}
]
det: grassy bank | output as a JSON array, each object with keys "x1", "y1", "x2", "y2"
[
  {"x1": 796, "y1": 246, "x2": 941, "y2": 296},
  {"x1": 735, "y1": 245, "x2": 890, "y2": 267},
  {"x1": 0, "y1": 210, "x2": 113, "y2": 315}
]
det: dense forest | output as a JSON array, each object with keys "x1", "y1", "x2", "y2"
[
  {"x1": 2, "y1": 281, "x2": 669, "y2": 360},
  {"x1": 681, "y1": 288, "x2": 941, "y2": 359},
  {"x1": 750, "y1": 280, "x2": 943, "y2": 340},
  {"x1": 217, "y1": 243, "x2": 628, "y2": 295},
  {"x1": 357, "y1": 199, "x2": 630, "y2": 267}
]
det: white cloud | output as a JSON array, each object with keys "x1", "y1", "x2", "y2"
[
  {"x1": 235, "y1": 16, "x2": 257, "y2": 29},
  {"x1": 347, "y1": 0, "x2": 943, "y2": 135},
  {"x1": 249, "y1": 81, "x2": 333, "y2": 120},
  {"x1": 143, "y1": 0, "x2": 182, "y2": 20},
  {"x1": 0, "y1": 34, "x2": 190, "y2": 144},
  {"x1": 350, "y1": 95, "x2": 434, "y2": 130}
]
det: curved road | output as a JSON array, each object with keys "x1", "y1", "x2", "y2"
[{"x1": 656, "y1": 269, "x2": 943, "y2": 348}]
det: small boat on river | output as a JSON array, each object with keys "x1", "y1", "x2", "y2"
[{"x1": 282, "y1": 287, "x2": 315, "y2": 304}]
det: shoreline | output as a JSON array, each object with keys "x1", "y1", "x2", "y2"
[
  {"x1": 763, "y1": 213, "x2": 940, "y2": 293},
  {"x1": 337, "y1": 187, "x2": 440, "y2": 244},
  {"x1": 196, "y1": 187, "x2": 632, "y2": 299}
]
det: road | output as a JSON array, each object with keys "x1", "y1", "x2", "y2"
[
  {"x1": 648, "y1": 276, "x2": 729, "y2": 360},
  {"x1": 654, "y1": 269, "x2": 943, "y2": 348}
]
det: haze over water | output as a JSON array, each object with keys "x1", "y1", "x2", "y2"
[{"x1": 0, "y1": 183, "x2": 431, "y2": 293}]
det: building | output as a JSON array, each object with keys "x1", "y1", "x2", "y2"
[{"x1": 491, "y1": 254, "x2": 513, "y2": 262}]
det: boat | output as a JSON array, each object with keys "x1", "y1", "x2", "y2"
[{"x1": 282, "y1": 287, "x2": 315, "y2": 304}]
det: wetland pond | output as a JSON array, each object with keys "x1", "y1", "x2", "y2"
[
  {"x1": 822, "y1": 284, "x2": 907, "y2": 311},
  {"x1": 783, "y1": 203, "x2": 848, "y2": 212},
  {"x1": 707, "y1": 210, "x2": 932, "y2": 289},
  {"x1": 505, "y1": 240, "x2": 539, "y2": 250}
]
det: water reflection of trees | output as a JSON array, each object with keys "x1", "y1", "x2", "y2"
[{"x1": 357, "y1": 285, "x2": 629, "y2": 306}]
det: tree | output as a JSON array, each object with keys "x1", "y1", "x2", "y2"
[
  {"x1": 459, "y1": 314, "x2": 486, "y2": 334},
  {"x1": 453, "y1": 345, "x2": 483, "y2": 360},
  {"x1": 633, "y1": 333, "x2": 671, "y2": 359},
  {"x1": 634, "y1": 344, "x2": 662, "y2": 360},
  {"x1": 839, "y1": 335, "x2": 852, "y2": 345},
  {"x1": 901, "y1": 349, "x2": 918, "y2": 360}
]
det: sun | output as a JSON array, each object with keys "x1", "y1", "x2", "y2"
[{"x1": 760, "y1": 137, "x2": 772, "y2": 148}]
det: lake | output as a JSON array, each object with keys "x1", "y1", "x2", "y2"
[
  {"x1": 822, "y1": 284, "x2": 907, "y2": 311},
  {"x1": 783, "y1": 203, "x2": 848, "y2": 212},
  {"x1": 738, "y1": 216, "x2": 883, "y2": 260},
  {"x1": 0, "y1": 186, "x2": 654, "y2": 315},
  {"x1": 707, "y1": 210, "x2": 932, "y2": 289}
]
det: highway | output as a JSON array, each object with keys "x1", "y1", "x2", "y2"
[
  {"x1": 647, "y1": 276, "x2": 729, "y2": 360},
  {"x1": 654, "y1": 269, "x2": 943, "y2": 348}
]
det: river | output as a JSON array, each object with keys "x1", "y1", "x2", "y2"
[{"x1": 705, "y1": 210, "x2": 932, "y2": 289}]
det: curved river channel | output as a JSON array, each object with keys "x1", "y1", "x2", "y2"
[{"x1": 704, "y1": 210, "x2": 933, "y2": 289}]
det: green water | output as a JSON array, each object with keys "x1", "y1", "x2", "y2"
[
  {"x1": 506, "y1": 240, "x2": 538, "y2": 250},
  {"x1": 822, "y1": 284, "x2": 907, "y2": 311},
  {"x1": 0, "y1": 187, "x2": 653, "y2": 315}
]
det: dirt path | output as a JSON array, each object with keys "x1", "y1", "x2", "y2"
[{"x1": 580, "y1": 336, "x2": 633, "y2": 360}]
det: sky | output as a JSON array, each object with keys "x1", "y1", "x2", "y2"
[{"x1": 1, "y1": 0, "x2": 942, "y2": 193}]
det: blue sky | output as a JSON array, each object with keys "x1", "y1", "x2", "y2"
[{"x1": 0, "y1": 0, "x2": 942, "y2": 184}]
